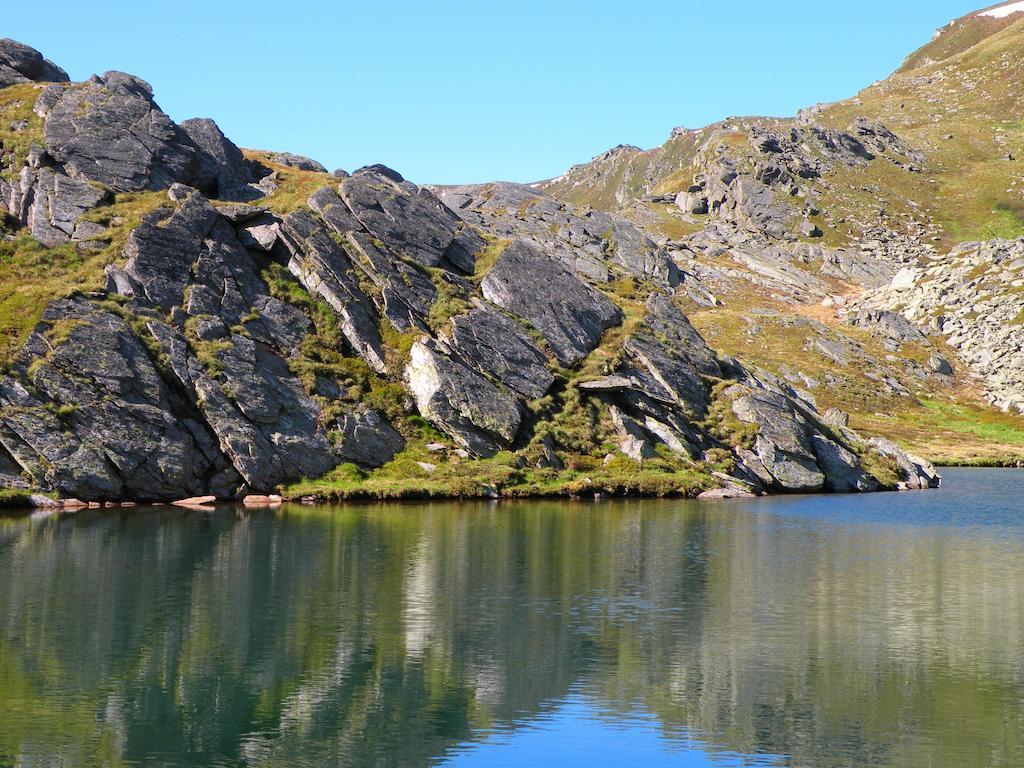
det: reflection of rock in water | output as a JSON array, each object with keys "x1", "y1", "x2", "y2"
[{"x1": 1, "y1": 490, "x2": 1023, "y2": 767}]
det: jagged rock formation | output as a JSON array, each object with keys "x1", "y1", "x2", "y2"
[
  {"x1": 0, "y1": 38, "x2": 945, "y2": 501},
  {"x1": 0, "y1": 38, "x2": 68, "y2": 86},
  {"x1": 854, "y1": 238, "x2": 1024, "y2": 414}
]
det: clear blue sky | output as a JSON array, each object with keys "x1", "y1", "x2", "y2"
[{"x1": 7, "y1": 0, "x2": 985, "y2": 185}]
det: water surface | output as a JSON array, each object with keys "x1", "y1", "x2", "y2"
[{"x1": 2, "y1": 468, "x2": 1023, "y2": 767}]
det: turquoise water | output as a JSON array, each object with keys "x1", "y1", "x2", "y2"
[{"x1": 2, "y1": 468, "x2": 1023, "y2": 767}]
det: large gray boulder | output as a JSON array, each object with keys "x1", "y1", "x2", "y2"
[
  {"x1": 339, "y1": 165, "x2": 484, "y2": 272},
  {"x1": 0, "y1": 38, "x2": 68, "y2": 85},
  {"x1": 35, "y1": 71, "x2": 198, "y2": 192},
  {"x1": 148, "y1": 321, "x2": 336, "y2": 490},
  {"x1": 405, "y1": 338, "x2": 522, "y2": 456},
  {"x1": 180, "y1": 118, "x2": 255, "y2": 201},
  {"x1": 309, "y1": 186, "x2": 436, "y2": 332},
  {"x1": 6, "y1": 165, "x2": 109, "y2": 247},
  {"x1": 123, "y1": 193, "x2": 219, "y2": 309},
  {"x1": 336, "y1": 409, "x2": 406, "y2": 468},
  {"x1": 447, "y1": 305, "x2": 555, "y2": 400},
  {"x1": 728, "y1": 380, "x2": 826, "y2": 492},
  {"x1": 619, "y1": 294, "x2": 721, "y2": 417},
  {"x1": 481, "y1": 240, "x2": 622, "y2": 367}
]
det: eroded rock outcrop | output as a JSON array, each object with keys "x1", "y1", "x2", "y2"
[{"x1": 482, "y1": 240, "x2": 623, "y2": 367}]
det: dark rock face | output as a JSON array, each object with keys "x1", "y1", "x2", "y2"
[
  {"x1": 180, "y1": 118, "x2": 256, "y2": 201},
  {"x1": 149, "y1": 322, "x2": 336, "y2": 489},
  {"x1": 336, "y1": 409, "x2": 406, "y2": 468},
  {"x1": 279, "y1": 209, "x2": 388, "y2": 373},
  {"x1": 37, "y1": 72, "x2": 198, "y2": 192},
  {"x1": 0, "y1": 39, "x2": 943, "y2": 502},
  {"x1": 123, "y1": 194, "x2": 220, "y2": 310},
  {"x1": 447, "y1": 305, "x2": 555, "y2": 400},
  {"x1": 309, "y1": 186, "x2": 436, "y2": 332},
  {"x1": 405, "y1": 339, "x2": 522, "y2": 456},
  {"x1": 0, "y1": 38, "x2": 68, "y2": 85},
  {"x1": 482, "y1": 240, "x2": 623, "y2": 367},
  {"x1": 620, "y1": 294, "x2": 721, "y2": 417},
  {"x1": 340, "y1": 166, "x2": 484, "y2": 272},
  {"x1": 436, "y1": 182, "x2": 679, "y2": 287},
  {"x1": 0, "y1": 298, "x2": 229, "y2": 500},
  {"x1": 728, "y1": 381, "x2": 826, "y2": 492},
  {"x1": 4, "y1": 165, "x2": 109, "y2": 247}
]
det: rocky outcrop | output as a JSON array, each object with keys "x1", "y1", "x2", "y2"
[
  {"x1": 279, "y1": 209, "x2": 388, "y2": 373},
  {"x1": 436, "y1": 182, "x2": 680, "y2": 287},
  {"x1": 340, "y1": 166, "x2": 484, "y2": 273},
  {"x1": 0, "y1": 38, "x2": 68, "y2": 85},
  {"x1": 855, "y1": 237, "x2": 1024, "y2": 413},
  {"x1": 405, "y1": 339, "x2": 522, "y2": 456},
  {"x1": 447, "y1": 305, "x2": 555, "y2": 400},
  {"x1": 482, "y1": 240, "x2": 622, "y2": 367},
  {"x1": 36, "y1": 72, "x2": 199, "y2": 193},
  {"x1": 335, "y1": 409, "x2": 406, "y2": 468},
  {"x1": 0, "y1": 298, "x2": 233, "y2": 500},
  {"x1": 0, "y1": 38, "x2": 945, "y2": 502}
]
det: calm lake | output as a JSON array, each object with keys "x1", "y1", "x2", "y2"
[{"x1": 2, "y1": 468, "x2": 1023, "y2": 767}]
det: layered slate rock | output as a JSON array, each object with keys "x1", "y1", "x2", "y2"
[
  {"x1": 340, "y1": 165, "x2": 484, "y2": 273},
  {"x1": 36, "y1": 72, "x2": 198, "y2": 192},
  {"x1": 0, "y1": 298, "x2": 231, "y2": 500},
  {"x1": 148, "y1": 321, "x2": 336, "y2": 490},
  {"x1": 123, "y1": 193, "x2": 219, "y2": 309},
  {"x1": 447, "y1": 305, "x2": 555, "y2": 400},
  {"x1": 309, "y1": 186, "x2": 436, "y2": 332},
  {"x1": 335, "y1": 409, "x2": 406, "y2": 468},
  {"x1": 619, "y1": 294, "x2": 721, "y2": 417},
  {"x1": 481, "y1": 240, "x2": 622, "y2": 367},
  {"x1": 7, "y1": 165, "x2": 109, "y2": 247},
  {"x1": 728, "y1": 379, "x2": 826, "y2": 492},
  {"x1": 436, "y1": 182, "x2": 680, "y2": 287},
  {"x1": 0, "y1": 38, "x2": 68, "y2": 85},
  {"x1": 108, "y1": 189, "x2": 339, "y2": 493},
  {"x1": 180, "y1": 118, "x2": 255, "y2": 201},
  {"x1": 279, "y1": 209, "x2": 388, "y2": 373},
  {"x1": 405, "y1": 339, "x2": 522, "y2": 456}
]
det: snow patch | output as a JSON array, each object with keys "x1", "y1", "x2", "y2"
[{"x1": 978, "y1": 1, "x2": 1024, "y2": 18}]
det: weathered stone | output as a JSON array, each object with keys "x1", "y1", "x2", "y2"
[
  {"x1": 340, "y1": 166, "x2": 483, "y2": 272},
  {"x1": 9, "y1": 166, "x2": 109, "y2": 247},
  {"x1": 38, "y1": 72, "x2": 197, "y2": 192},
  {"x1": 180, "y1": 118, "x2": 255, "y2": 201},
  {"x1": 405, "y1": 339, "x2": 522, "y2": 456},
  {"x1": 811, "y1": 434, "x2": 879, "y2": 492},
  {"x1": 0, "y1": 298, "x2": 227, "y2": 501},
  {"x1": 279, "y1": 209, "x2": 388, "y2": 373},
  {"x1": 609, "y1": 406, "x2": 657, "y2": 460},
  {"x1": 481, "y1": 240, "x2": 622, "y2": 367},
  {"x1": 335, "y1": 409, "x2": 406, "y2": 468},
  {"x1": 447, "y1": 306, "x2": 555, "y2": 400},
  {"x1": 0, "y1": 39, "x2": 68, "y2": 84},
  {"x1": 619, "y1": 294, "x2": 721, "y2": 417},
  {"x1": 123, "y1": 193, "x2": 219, "y2": 309},
  {"x1": 270, "y1": 152, "x2": 327, "y2": 173}
]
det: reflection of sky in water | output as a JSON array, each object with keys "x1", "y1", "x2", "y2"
[
  {"x1": 438, "y1": 693, "x2": 787, "y2": 767},
  {"x1": 737, "y1": 468, "x2": 1024, "y2": 534}
]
